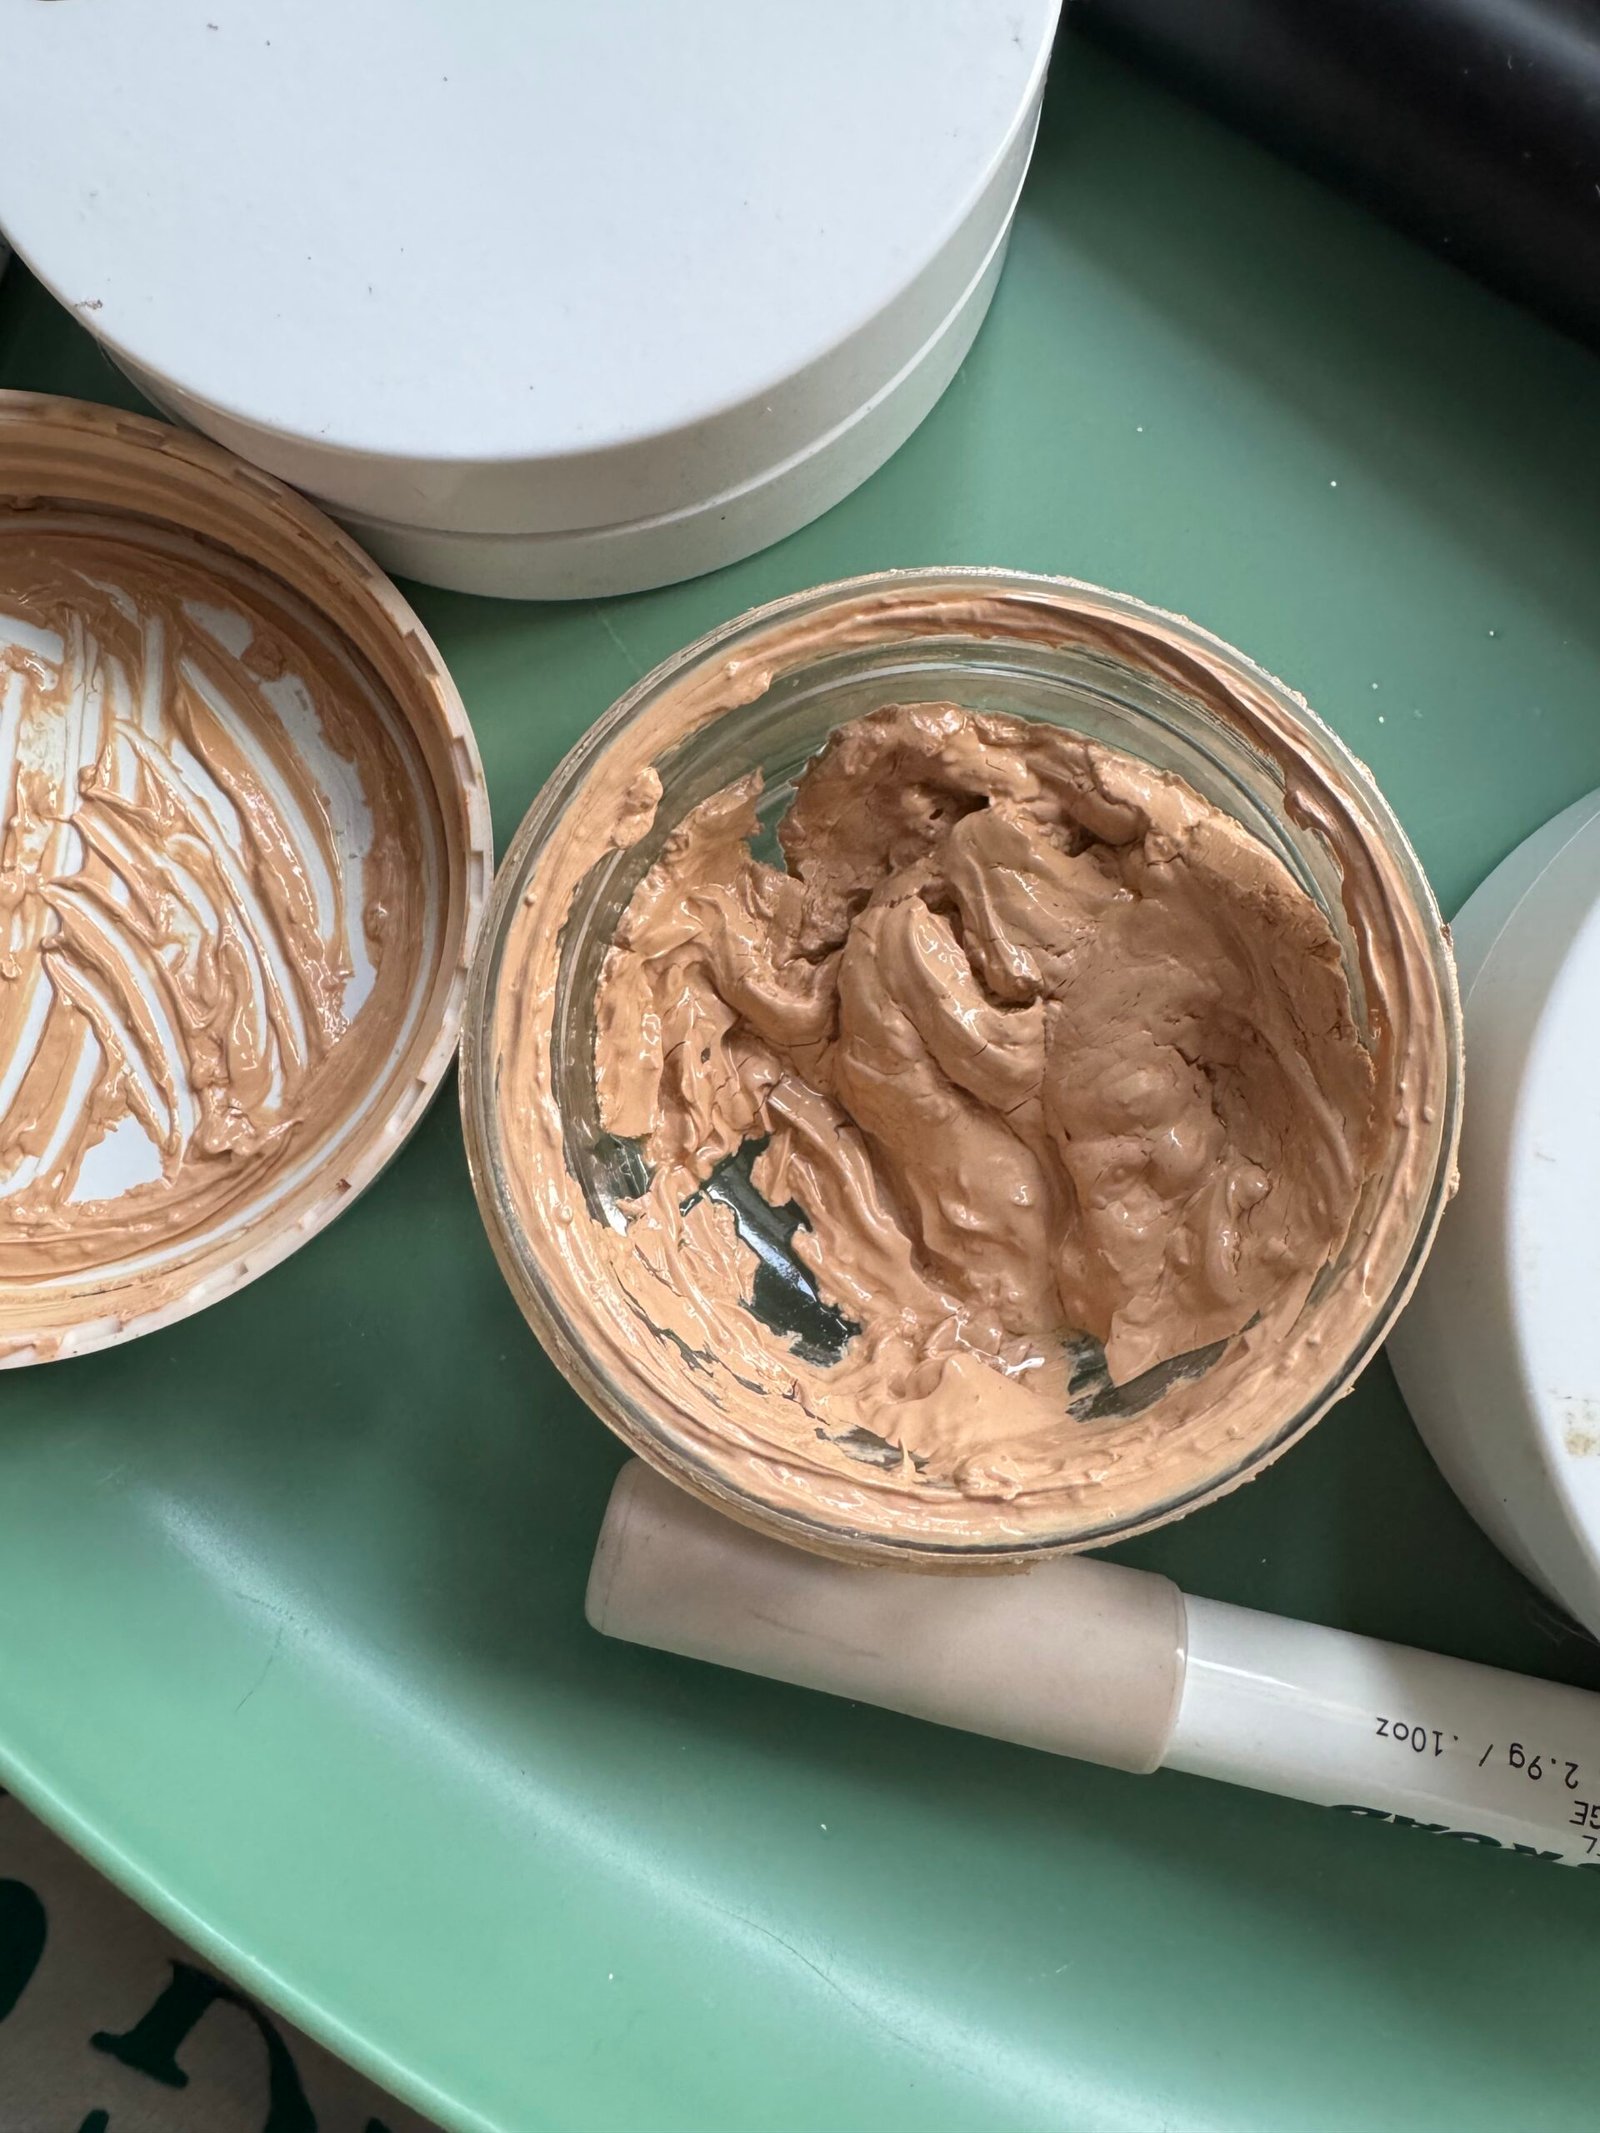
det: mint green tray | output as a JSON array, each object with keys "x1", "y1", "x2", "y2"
[{"x1": 4, "y1": 41, "x2": 1599, "y2": 2133}]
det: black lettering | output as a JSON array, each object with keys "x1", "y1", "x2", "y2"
[
  {"x1": 1438, "y1": 1831, "x2": 1503, "y2": 1846},
  {"x1": 1375, "y1": 1718, "x2": 1389, "y2": 1739},
  {"x1": 1331, "y1": 1804, "x2": 1392, "y2": 1820},
  {"x1": 1390, "y1": 1816, "x2": 1448, "y2": 1836},
  {"x1": 1511, "y1": 1846, "x2": 1564, "y2": 1863},
  {"x1": 92, "y1": 1960, "x2": 314, "y2": 2133},
  {"x1": 0, "y1": 1878, "x2": 46, "y2": 2023}
]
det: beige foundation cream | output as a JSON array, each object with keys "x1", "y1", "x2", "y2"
[
  {"x1": 465, "y1": 571, "x2": 1461, "y2": 1564},
  {"x1": 0, "y1": 393, "x2": 491, "y2": 1361}
]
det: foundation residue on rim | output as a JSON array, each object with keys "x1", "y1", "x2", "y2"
[{"x1": 0, "y1": 513, "x2": 440, "y2": 1349}]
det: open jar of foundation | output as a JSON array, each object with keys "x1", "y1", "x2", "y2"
[{"x1": 462, "y1": 570, "x2": 1461, "y2": 1565}]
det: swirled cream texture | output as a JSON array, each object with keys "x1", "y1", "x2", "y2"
[
  {"x1": 592, "y1": 703, "x2": 1377, "y2": 1499},
  {"x1": 0, "y1": 519, "x2": 430, "y2": 1306}
]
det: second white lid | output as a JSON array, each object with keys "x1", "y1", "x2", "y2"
[
  {"x1": 2, "y1": 0, "x2": 1057, "y2": 537},
  {"x1": 1390, "y1": 791, "x2": 1600, "y2": 1636}
]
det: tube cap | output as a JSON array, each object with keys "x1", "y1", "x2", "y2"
[{"x1": 589, "y1": 1461, "x2": 1186, "y2": 1774}]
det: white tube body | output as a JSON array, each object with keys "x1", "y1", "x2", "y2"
[{"x1": 1169, "y1": 1597, "x2": 1600, "y2": 1865}]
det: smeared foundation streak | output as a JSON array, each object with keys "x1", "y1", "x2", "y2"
[{"x1": 0, "y1": 520, "x2": 424, "y2": 1307}]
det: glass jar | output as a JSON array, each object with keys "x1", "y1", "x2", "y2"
[{"x1": 461, "y1": 570, "x2": 1462, "y2": 1564}]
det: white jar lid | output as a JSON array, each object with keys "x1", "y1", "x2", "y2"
[
  {"x1": 1390, "y1": 792, "x2": 1600, "y2": 1636},
  {"x1": 2, "y1": 0, "x2": 1056, "y2": 569},
  {"x1": 0, "y1": 392, "x2": 490, "y2": 1363}
]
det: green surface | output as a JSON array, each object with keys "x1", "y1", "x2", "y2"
[{"x1": 4, "y1": 38, "x2": 1600, "y2": 2133}]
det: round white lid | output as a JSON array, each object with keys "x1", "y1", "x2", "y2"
[
  {"x1": 2, "y1": 0, "x2": 1056, "y2": 535},
  {"x1": 1389, "y1": 791, "x2": 1600, "y2": 1636}
]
